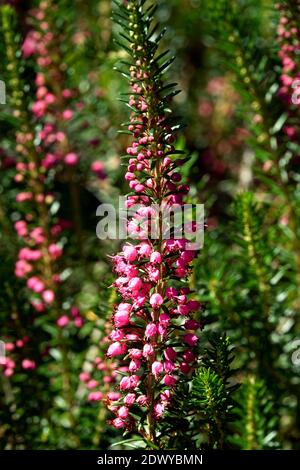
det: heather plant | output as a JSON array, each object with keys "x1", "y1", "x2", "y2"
[
  {"x1": 0, "y1": 3, "x2": 114, "y2": 449},
  {"x1": 0, "y1": 4, "x2": 84, "y2": 447},
  {"x1": 105, "y1": 0, "x2": 203, "y2": 447},
  {"x1": 0, "y1": 0, "x2": 299, "y2": 451}
]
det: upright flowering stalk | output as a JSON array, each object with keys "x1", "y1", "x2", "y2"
[
  {"x1": 1, "y1": 6, "x2": 82, "y2": 440},
  {"x1": 23, "y1": 1, "x2": 81, "y2": 168},
  {"x1": 22, "y1": 0, "x2": 108, "y2": 251},
  {"x1": 106, "y1": 0, "x2": 201, "y2": 443},
  {"x1": 24, "y1": 0, "x2": 107, "y2": 177},
  {"x1": 2, "y1": 4, "x2": 85, "y2": 327},
  {"x1": 2, "y1": 5, "x2": 63, "y2": 315},
  {"x1": 23, "y1": 0, "x2": 87, "y2": 251}
]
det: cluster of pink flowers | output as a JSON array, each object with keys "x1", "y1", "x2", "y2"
[
  {"x1": 80, "y1": 322, "x2": 121, "y2": 403},
  {"x1": 108, "y1": 243, "x2": 201, "y2": 429},
  {"x1": 15, "y1": 213, "x2": 70, "y2": 312},
  {"x1": 106, "y1": 1, "x2": 201, "y2": 434},
  {"x1": 13, "y1": 138, "x2": 75, "y2": 312},
  {"x1": 276, "y1": 1, "x2": 300, "y2": 142},
  {"x1": 0, "y1": 337, "x2": 36, "y2": 377},
  {"x1": 13, "y1": 130, "x2": 66, "y2": 311},
  {"x1": 80, "y1": 358, "x2": 119, "y2": 403}
]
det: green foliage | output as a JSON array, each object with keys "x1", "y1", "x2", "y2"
[
  {"x1": 158, "y1": 333, "x2": 238, "y2": 449},
  {"x1": 194, "y1": 189, "x2": 299, "y2": 448},
  {"x1": 0, "y1": 0, "x2": 299, "y2": 450},
  {"x1": 231, "y1": 376, "x2": 279, "y2": 449},
  {"x1": 192, "y1": 367, "x2": 230, "y2": 448},
  {"x1": 191, "y1": 334, "x2": 238, "y2": 449}
]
